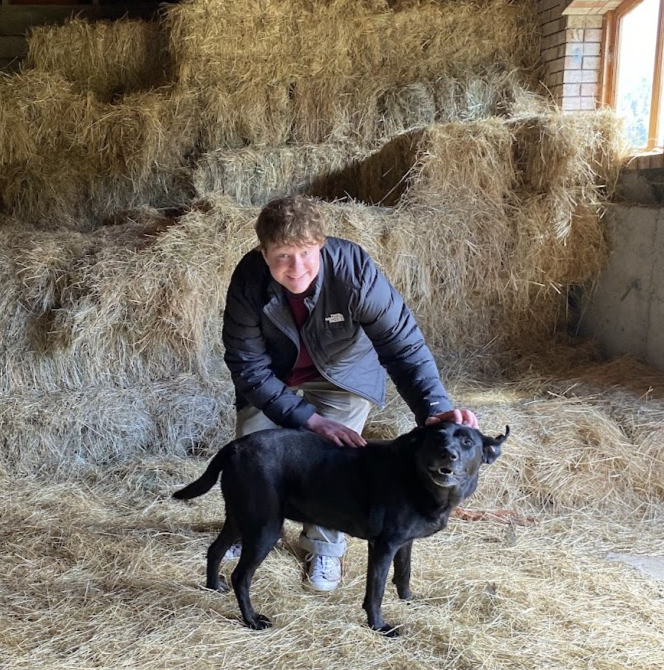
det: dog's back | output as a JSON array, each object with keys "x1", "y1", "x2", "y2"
[
  {"x1": 220, "y1": 429, "x2": 403, "y2": 540},
  {"x1": 174, "y1": 425, "x2": 481, "y2": 541}
]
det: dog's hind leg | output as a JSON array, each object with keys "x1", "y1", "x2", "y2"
[
  {"x1": 363, "y1": 540, "x2": 400, "y2": 636},
  {"x1": 231, "y1": 520, "x2": 282, "y2": 631},
  {"x1": 206, "y1": 514, "x2": 240, "y2": 593},
  {"x1": 392, "y1": 541, "x2": 414, "y2": 601}
]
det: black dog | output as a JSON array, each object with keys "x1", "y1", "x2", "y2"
[{"x1": 173, "y1": 421, "x2": 509, "y2": 636}]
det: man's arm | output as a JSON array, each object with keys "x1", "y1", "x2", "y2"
[
  {"x1": 222, "y1": 262, "x2": 316, "y2": 429},
  {"x1": 352, "y1": 252, "x2": 457, "y2": 425}
]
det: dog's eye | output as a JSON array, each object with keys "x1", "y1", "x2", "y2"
[{"x1": 461, "y1": 437, "x2": 474, "y2": 448}]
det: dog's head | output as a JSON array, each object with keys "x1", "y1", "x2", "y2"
[{"x1": 413, "y1": 422, "x2": 509, "y2": 498}]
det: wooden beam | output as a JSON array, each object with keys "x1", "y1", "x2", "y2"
[
  {"x1": 600, "y1": 10, "x2": 616, "y2": 106},
  {"x1": 647, "y1": 0, "x2": 664, "y2": 149}
]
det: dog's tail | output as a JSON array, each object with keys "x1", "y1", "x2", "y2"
[{"x1": 172, "y1": 447, "x2": 229, "y2": 500}]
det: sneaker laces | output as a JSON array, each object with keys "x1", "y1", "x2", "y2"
[
  {"x1": 306, "y1": 553, "x2": 340, "y2": 579},
  {"x1": 224, "y1": 543, "x2": 242, "y2": 560}
]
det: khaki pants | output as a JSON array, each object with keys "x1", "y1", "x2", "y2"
[{"x1": 235, "y1": 379, "x2": 372, "y2": 558}]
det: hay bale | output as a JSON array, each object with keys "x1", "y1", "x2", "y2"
[
  {"x1": 25, "y1": 18, "x2": 174, "y2": 100},
  {"x1": 0, "y1": 71, "x2": 97, "y2": 167},
  {"x1": 287, "y1": 1, "x2": 387, "y2": 144},
  {"x1": 432, "y1": 68, "x2": 550, "y2": 123},
  {"x1": 193, "y1": 143, "x2": 363, "y2": 205},
  {"x1": 381, "y1": 0, "x2": 540, "y2": 82},
  {"x1": 377, "y1": 82, "x2": 438, "y2": 137},
  {"x1": 0, "y1": 376, "x2": 235, "y2": 475},
  {"x1": 509, "y1": 110, "x2": 629, "y2": 238},
  {"x1": 0, "y1": 199, "x2": 255, "y2": 394},
  {"x1": 395, "y1": 121, "x2": 520, "y2": 361},
  {"x1": 166, "y1": 0, "x2": 301, "y2": 149},
  {"x1": 0, "y1": 155, "x2": 195, "y2": 230},
  {"x1": 85, "y1": 87, "x2": 199, "y2": 182},
  {"x1": 196, "y1": 84, "x2": 294, "y2": 150},
  {"x1": 165, "y1": 0, "x2": 541, "y2": 148},
  {"x1": 373, "y1": 68, "x2": 547, "y2": 140},
  {"x1": 306, "y1": 113, "x2": 626, "y2": 370},
  {"x1": 0, "y1": 74, "x2": 197, "y2": 225}
]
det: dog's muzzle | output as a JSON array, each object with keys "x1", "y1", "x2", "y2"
[{"x1": 427, "y1": 465, "x2": 462, "y2": 487}]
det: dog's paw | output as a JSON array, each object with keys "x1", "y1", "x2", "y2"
[
  {"x1": 205, "y1": 580, "x2": 230, "y2": 594},
  {"x1": 246, "y1": 614, "x2": 272, "y2": 631},
  {"x1": 373, "y1": 623, "x2": 400, "y2": 638},
  {"x1": 397, "y1": 588, "x2": 415, "y2": 601}
]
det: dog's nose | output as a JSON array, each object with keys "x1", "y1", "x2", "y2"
[{"x1": 445, "y1": 448, "x2": 459, "y2": 461}]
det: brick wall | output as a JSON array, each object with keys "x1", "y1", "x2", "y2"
[
  {"x1": 560, "y1": 14, "x2": 603, "y2": 111},
  {"x1": 536, "y1": 0, "x2": 616, "y2": 112}
]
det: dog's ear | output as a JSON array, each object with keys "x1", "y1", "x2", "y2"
[{"x1": 481, "y1": 426, "x2": 510, "y2": 464}]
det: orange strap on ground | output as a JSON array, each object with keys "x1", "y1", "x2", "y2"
[{"x1": 452, "y1": 507, "x2": 537, "y2": 526}]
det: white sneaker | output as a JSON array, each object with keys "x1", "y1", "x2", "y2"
[
  {"x1": 306, "y1": 554, "x2": 342, "y2": 592},
  {"x1": 223, "y1": 543, "x2": 242, "y2": 561}
]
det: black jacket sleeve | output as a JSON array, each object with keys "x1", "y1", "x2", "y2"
[
  {"x1": 222, "y1": 259, "x2": 317, "y2": 428},
  {"x1": 352, "y1": 252, "x2": 453, "y2": 425}
]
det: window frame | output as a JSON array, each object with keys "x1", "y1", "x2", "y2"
[{"x1": 602, "y1": 0, "x2": 664, "y2": 151}]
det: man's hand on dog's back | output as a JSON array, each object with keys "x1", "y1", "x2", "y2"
[
  {"x1": 305, "y1": 409, "x2": 478, "y2": 447},
  {"x1": 304, "y1": 413, "x2": 367, "y2": 447},
  {"x1": 426, "y1": 408, "x2": 479, "y2": 429}
]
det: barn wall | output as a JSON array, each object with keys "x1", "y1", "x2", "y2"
[
  {"x1": 579, "y1": 201, "x2": 664, "y2": 371},
  {"x1": 535, "y1": 0, "x2": 603, "y2": 111}
]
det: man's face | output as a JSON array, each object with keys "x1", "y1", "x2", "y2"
[{"x1": 262, "y1": 241, "x2": 322, "y2": 295}]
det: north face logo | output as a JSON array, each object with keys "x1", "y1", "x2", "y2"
[{"x1": 325, "y1": 313, "x2": 345, "y2": 324}]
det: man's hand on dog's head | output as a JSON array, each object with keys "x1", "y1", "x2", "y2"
[
  {"x1": 425, "y1": 409, "x2": 479, "y2": 429},
  {"x1": 304, "y1": 413, "x2": 367, "y2": 447}
]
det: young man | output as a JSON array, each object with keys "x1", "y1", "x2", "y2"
[{"x1": 222, "y1": 195, "x2": 477, "y2": 591}]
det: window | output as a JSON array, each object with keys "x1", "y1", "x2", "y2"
[{"x1": 604, "y1": 0, "x2": 664, "y2": 151}]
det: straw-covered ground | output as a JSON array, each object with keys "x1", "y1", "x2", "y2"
[
  {"x1": 3, "y1": 178, "x2": 664, "y2": 668},
  {"x1": 2, "y1": 356, "x2": 664, "y2": 670}
]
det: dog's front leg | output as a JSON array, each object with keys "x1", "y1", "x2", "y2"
[
  {"x1": 363, "y1": 540, "x2": 400, "y2": 637},
  {"x1": 392, "y1": 541, "x2": 414, "y2": 601}
]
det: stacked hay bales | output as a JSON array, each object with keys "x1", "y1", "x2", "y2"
[
  {"x1": 0, "y1": 70, "x2": 197, "y2": 227},
  {"x1": 0, "y1": 198, "x2": 254, "y2": 470},
  {"x1": 307, "y1": 112, "x2": 625, "y2": 371},
  {"x1": 0, "y1": 198, "x2": 403, "y2": 471},
  {"x1": 0, "y1": 0, "x2": 629, "y2": 472},
  {"x1": 25, "y1": 18, "x2": 174, "y2": 100},
  {"x1": 5, "y1": 4, "x2": 664, "y2": 668},
  {"x1": 165, "y1": 0, "x2": 543, "y2": 148},
  {"x1": 1, "y1": 0, "x2": 544, "y2": 226}
]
